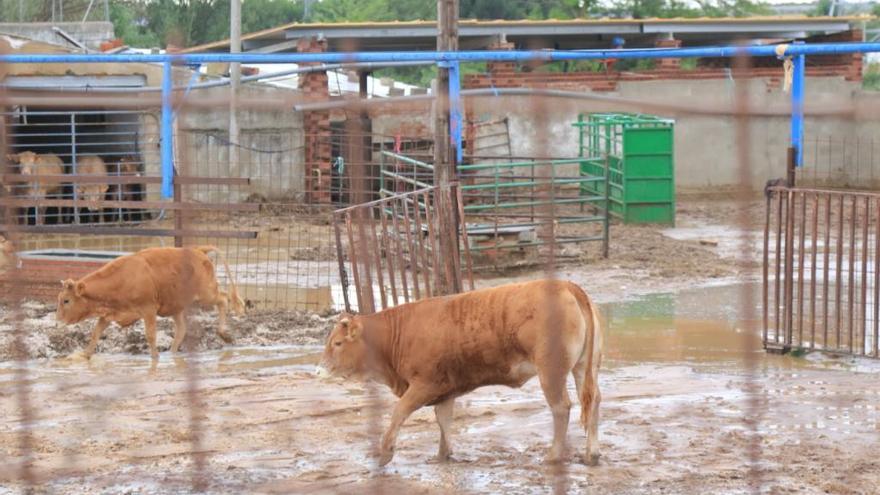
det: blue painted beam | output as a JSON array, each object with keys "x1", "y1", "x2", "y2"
[
  {"x1": 791, "y1": 49, "x2": 806, "y2": 168},
  {"x1": 160, "y1": 60, "x2": 174, "y2": 199},
  {"x1": 0, "y1": 43, "x2": 879, "y2": 64},
  {"x1": 447, "y1": 61, "x2": 463, "y2": 165}
]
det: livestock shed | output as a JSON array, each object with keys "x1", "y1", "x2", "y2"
[{"x1": 186, "y1": 16, "x2": 877, "y2": 192}]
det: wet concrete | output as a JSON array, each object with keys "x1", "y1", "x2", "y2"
[{"x1": 1, "y1": 283, "x2": 879, "y2": 494}]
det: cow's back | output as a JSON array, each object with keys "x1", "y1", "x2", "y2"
[
  {"x1": 81, "y1": 247, "x2": 217, "y2": 317},
  {"x1": 136, "y1": 247, "x2": 218, "y2": 316},
  {"x1": 75, "y1": 156, "x2": 107, "y2": 175},
  {"x1": 387, "y1": 280, "x2": 585, "y2": 395}
]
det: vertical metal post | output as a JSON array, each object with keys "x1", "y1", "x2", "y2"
[
  {"x1": 359, "y1": 70, "x2": 373, "y2": 201},
  {"x1": 448, "y1": 60, "x2": 463, "y2": 165},
  {"x1": 70, "y1": 113, "x2": 79, "y2": 225},
  {"x1": 433, "y1": 0, "x2": 462, "y2": 295},
  {"x1": 161, "y1": 60, "x2": 174, "y2": 199},
  {"x1": 229, "y1": 0, "x2": 241, "y2": 182},
  {"x1": 790, "y1": 43, "x2": 805, "y2": 175}
]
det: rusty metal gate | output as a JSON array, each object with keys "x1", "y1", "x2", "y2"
[
  {"x1": 764, "y1": 186, "x2": 880, "y2": 358},
  {"x1": 333, "y1": 183, "x2": 474, "y2": 314}
]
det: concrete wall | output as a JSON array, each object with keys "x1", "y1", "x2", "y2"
[
  {"x1": 176, "y1": 84, "x2": 306, "y2": 203},
  {"x1": 466, "y1": 76, "x2": 880, "y2": 192}
]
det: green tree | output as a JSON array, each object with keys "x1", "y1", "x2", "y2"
[
  {"x1": 110, "y1": 1, "x2": 161, "y2": 47},
  {"x1": 242, "y1": 0, "x2": 304, "y2": 33}
]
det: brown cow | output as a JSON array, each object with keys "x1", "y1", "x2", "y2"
[
  {"x1": 72, "y1": 155, "x2": 109, "y2": 213},
  {"x1": 106, "y1": 156, "x2": 144, "y2": 222},
  {"x1": 316, "y1": 279, "x2": 603, "y2": 466},
  {"x1": 56, "y1": 246, "x2": 245, "y2": 361},
  {"x1": 0, "y1": 234, "x2": 18, "y2": 273},
  {"x1": 7, "y1": 151, "x2": 64, "y2": 225}
]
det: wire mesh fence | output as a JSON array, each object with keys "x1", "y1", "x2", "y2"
[{"x1": 1, "y1": 43, "x2": 879, "y2": 495}]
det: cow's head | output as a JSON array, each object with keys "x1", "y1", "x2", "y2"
[
  {"x1": 56, "y1": 279, "x2": 91, "y2": 325},
  {"x1": 315, "y1": 313, "x2": 369, "y2": 380},
  {"x1": 117, "y1": 156, "x2": 140, "y2": 176},
  {"x1": 76, "y1": 183, "x2": 109, "y2": 211},
  {"x1": 11, "y1": 152, "x2": 38, "y2": 175}
]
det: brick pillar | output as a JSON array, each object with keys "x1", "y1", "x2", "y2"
[
  {"x1": 298, "y1": 37, "x2": 332, "y2": 204},
  {"x1": 655, "y1": 38, "x2": 682, "y2": 71},
  {"x1": 487, "y1": 40, "x2": 516, "y2": 87},
  {"x1": 847, "y1": 29, "x2": 863, "y2": 81}
]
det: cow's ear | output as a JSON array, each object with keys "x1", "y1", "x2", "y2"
[
  {"x1": 74, "y1": 281, "x2": 86, "y2": 297},
  {"x1": 346, "y1": 319, "x2": 362, "y2": 341},
  {"x1": 62, "y1": 279, "x2": 75, "y2": 290}
]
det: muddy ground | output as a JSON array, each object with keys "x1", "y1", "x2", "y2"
[
  {"x1": 3, "y1": 198, "x2": 878, "y2": 494},
  {"x1": 2, "y1": 285, "x2": 879, "y2": 494}
]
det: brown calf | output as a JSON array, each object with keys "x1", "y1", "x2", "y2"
[
  {"x1": 7, "y1": 151, "x2": 64, "y2": 225},
  {"x1": 317, "y1": 279, "x2": 603, "y2": 466},
  {"x1": 56, "y1": 246, "x2": 245, "y2": 361}
]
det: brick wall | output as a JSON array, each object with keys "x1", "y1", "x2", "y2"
[
  {"x1": 464, "y1": 30, "x2": 864, "y2": 92},
  {"x1": 298, "y1": 37, "x2": 332, "y2": 204}
]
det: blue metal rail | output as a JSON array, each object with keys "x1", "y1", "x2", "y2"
[{"x1": 3, "y1": 42, "x2": 879, "y2": 197}]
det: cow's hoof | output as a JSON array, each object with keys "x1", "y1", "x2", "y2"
[
  {"x1": 218, "y1": 333, "x2": 234, "y2": 344},
  {"x1": 428, "y1": 453, "x2": 453, "y2": 464},
  {"x1": 586, "y1": 453, "x2": 601, "y2": 467},
  {"x1": 545, "y1": 453, "x2": 566, "y2": 465},
  {"x1": 378, "y1": 449, "x2": 394, "y2": 467}
]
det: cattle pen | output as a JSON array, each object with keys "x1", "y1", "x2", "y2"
[{"x1": 1, "y1": 33, "x2": 880, "y2": 495}]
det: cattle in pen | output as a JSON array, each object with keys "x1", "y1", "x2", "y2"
[
  {"x1": 316, "y1": 279, "x2": 603, "y2": 466},
  {"x1": 7, "y1": 151, "x2": 65, "y2": 225}
]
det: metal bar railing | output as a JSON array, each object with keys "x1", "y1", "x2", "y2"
[{"x1": 765, "y1": 186, "x2": 880, "y2": 358}]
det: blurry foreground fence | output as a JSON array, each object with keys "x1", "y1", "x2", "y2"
[{"x1": 764, "y1": 186, "x2": 880, "y2": 358}]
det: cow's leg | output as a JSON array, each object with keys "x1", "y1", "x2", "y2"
[
  {"x1": 171, "y1": 312, "x2": 187, "y2": 353},
  {"x1": 379, "y1": 384, "x2": 433, "y2": 467},
  {"x1": 213, "y1": 291, "x2": 234, "y2": 344},
  {"x1": 83, "y1": 317, "x2": 110, "y2": 358},
  {"x1": 586, "y1": 382, "x2": 601, "y2": 466},
  {"x1": 538, "y1": 366, "x2": 572, "y2": 464},
  {"x1": 571, "y1": 355, "x2": 587, "y2": 407},
  {"x1": 434, "y1": 398, "x2": 455, "y2": 461},
  {"x1": 144, "y1": 313, "x2": 159, "y2": 361}
]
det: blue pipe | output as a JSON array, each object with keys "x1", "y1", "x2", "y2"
[
  {"x1": 160, "y1": 60, "x2": 174, "y2": 199},
  {"x1": 7, "y1": 42, "x2": 879, "y2": 200},
  {"x1": 446, "y1": 61, "x2": 463, "y2": 165},
  {"x1": 1, "y1": 43, "x2": 880, "y2": 64},
  {"x1": 791, "y1": 46, "x2": 806, "y2": 168}
]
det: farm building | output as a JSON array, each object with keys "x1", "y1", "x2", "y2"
[{"x1": 189, "y1": 16, "x2": 878, "y2": 191}]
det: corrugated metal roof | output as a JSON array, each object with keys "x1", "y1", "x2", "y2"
[{"x1": 181, "y1": 15, "x2": 870, "y2": 53}]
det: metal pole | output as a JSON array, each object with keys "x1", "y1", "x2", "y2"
[
  {"x1": 4, "y1": 43, "x2": 880, "y2": 64},
  {"x1": 229, "y1": 0, "x2": 241, "y2": 180},
  {"x1": 433, "y1": 0, "x2": 462, "y2": 295},
  {"x1": 791, "y1": 42, "x2": 806, "y2": 171},
  {"x1": 161, "y1": 60, "x2": 174, "y2": 199},
  {"x1": 448, "y1": 60, "x2": 463, "y2": 164}
]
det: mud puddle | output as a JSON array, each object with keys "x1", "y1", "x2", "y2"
[{"x1": 3, "y1": 283, "x2": 880, "y2": 494}]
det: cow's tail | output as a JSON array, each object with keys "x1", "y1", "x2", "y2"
[
  {"x1": 196, "y1": 245, "x2": 246, "y2": 315},
  {"x1": 567, "y1": 282, "x2": 603, "y2": 434}
]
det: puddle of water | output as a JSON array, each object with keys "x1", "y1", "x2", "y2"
[{"x1": 605, "y1": 282, "x2": 880, "y2": 373}]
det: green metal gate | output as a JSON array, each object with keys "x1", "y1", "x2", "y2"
[{"x1": 576, "y1": 113, "x2": 675, "y2": 225}]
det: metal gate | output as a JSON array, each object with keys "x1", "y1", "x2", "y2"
[
  {"x1": 764, "y1": 185, "x2": 880, "y2": 358},
  {"x1": 333, "y1": 184, "x2": 474, "y2": 314}
]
